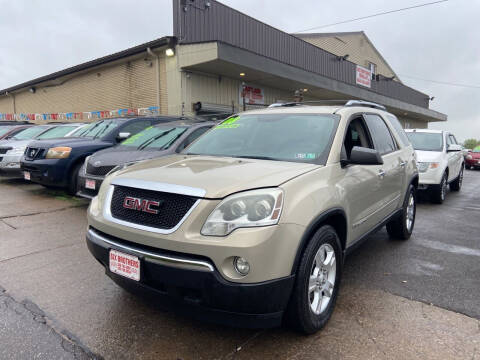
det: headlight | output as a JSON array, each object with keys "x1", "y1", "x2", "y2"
[
  {"x1": 201, "y1": 188, "x2": 284, "y2": 236},
  {"x1": 8, "y1": 146, "x2": 27, "y2": 155},
  {"x1": 466, "y1": 154, "x2": 472, "y2": 160},
  {"x1": 83, "y1": 156, "x2": 91, "y2": 174},
  {"x1": 46, "y1": 147, "x2": 72, "y2": 159},
  {"x1": 417, "y1": 162, "x2": 439, "y2": 173}
]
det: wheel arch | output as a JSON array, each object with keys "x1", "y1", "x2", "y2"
[{"x1": 291, "y1": 208, "x2": 347, "y2": 275}]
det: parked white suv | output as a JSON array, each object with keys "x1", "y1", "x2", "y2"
[{"x1": 405, "y1": 129, "x2": 464, "y2": 203}]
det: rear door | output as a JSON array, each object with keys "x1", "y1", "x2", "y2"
[{"x1": 363, "y1": 114, "x2": 404, "y2": 221}]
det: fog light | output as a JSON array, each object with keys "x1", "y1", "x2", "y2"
[{"x1": 233, "y1": 257, "x2": 250, "y2": 276}]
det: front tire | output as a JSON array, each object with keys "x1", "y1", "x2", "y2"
[
  {"x1": 449, "y1": 166, "x2": 463, "y2": 191},
  {"x1": 386, "y1": 185, "x2": 416, "y2": 240},
  {"x1": 67, "y1": 163, "x2": 82, "y2": 196},
  {"x1": 431, "y1": 173, "x2": 447, "y2": 204},
  {"x1": 286, "y1": 225, "x2": 342, "y2": 334}
]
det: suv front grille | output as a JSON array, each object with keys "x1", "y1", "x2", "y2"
[
  {"x1": 110, "y1": 185, "x2": 198, "y2": 230},
  {"x1": 86, "y1": 162, "x2": 115, "y2": 176},
  {"x1": 24, "y1": 147, "x2": 46, "y2": 160}
]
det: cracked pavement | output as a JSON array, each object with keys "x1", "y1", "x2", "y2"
[{"x1": 0, "y1": 173, "x2": 479, "y2": 359}]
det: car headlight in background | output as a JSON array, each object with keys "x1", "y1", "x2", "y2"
[
  {"x1": 46, "y1": 147, "x2": 72, "y2": 159},
  {"x1": 201, "y1": 188, "x2": 284, "y2": 236},
  {"x1": 466, "y1": 154, "x2": 473, "y2": 160},
  {"x1": 8, "y1": 146, "x2": 27, "y2": 156},
  {"x1": 417, "y1": 162, "x2": 440, "y2": 173}
]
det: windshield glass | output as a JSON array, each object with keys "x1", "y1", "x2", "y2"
[
  {"x1": 12, "y1": 126, "x2": 49, "y2": 140},
  {"x1": 36, "y1": 125, "x2": 79, "y2": 139},
  {"x1": 185, "y1": 113, "x2": 339, "y2": 164},
  {"x1": 406, "y1": 132, "x2": 443, "y2": 152},
  {"x1": 0, "y1": 126, "x2": 13, "y2": 137},
  {"x1": 120, "y1": 126, "x2": 188, "y2": 150},
  {"x1": 66, "y1": 125, "x2": 87, "y2": 137},
  {"x1": 75, "y1": 120, "x2": 122, "y2": 138}
]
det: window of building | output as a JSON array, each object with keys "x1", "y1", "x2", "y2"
[{"x1": 368, "y1": 62, "x2": 377, "y2": 80}]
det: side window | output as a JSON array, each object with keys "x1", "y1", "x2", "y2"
[
  {"x1": 343, "y1": 117, "x2": 373, "y2": 159},
  {"x1": 446, "y1": 134, "x2": 452, "y2": 146},
  {"x1": 364, "y1": 114, "x2": 397, "y2": 155},
  {"x1": 120, "y1": 120, "x2": 152, "y2": 136},
  {"x1": 449, "y1": 134, "x2": 457, "y2": 145},
  {"x1": 179, "y1": 126, "x2": 212, "y2": 151},
  {"x1": 386, "y1": 114, "x2": 410, "y2": 147}
]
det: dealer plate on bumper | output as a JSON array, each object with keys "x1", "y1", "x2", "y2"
[
  {"x1": 109, "y1": 249, "x2": 140, "y2": 281},
  {"x1": 24, "y1": 171, "x2": 30, "y2": 180},
  {"x1": 85, "y1": 179, "x2": 96, "y2": 190}
]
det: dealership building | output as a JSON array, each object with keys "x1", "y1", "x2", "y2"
[{"x1": 0, "y1": 0, "x2": 446, "y2": 127}]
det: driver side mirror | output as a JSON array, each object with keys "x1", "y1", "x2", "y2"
[
  {"x1": 116, "y1": 132, "x2": 131, "y2": 142},
  {"x1": 447, "y1": 144, "x2": 462, "y2": 152},
  {"x1": 341, "y1": 146, "x2": 383, "y2": 167}
]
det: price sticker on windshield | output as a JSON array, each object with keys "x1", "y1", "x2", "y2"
[{"x1": 216, "y1": 116, "x2": 241, "y2": 129}]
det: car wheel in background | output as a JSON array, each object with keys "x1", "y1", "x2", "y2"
[
  {"x1": 386, "y1": 184, "x2": 416, "y2": 240},
  {"x1": 465, "y1": 165, "x2": 471, "y2": 170},
  {"x1": 431, "y1": 173, "x2": 447, "y2": 204},
  {"x1": 450, "y1": 166, "x2": 463, "y2": 192},
  {"x1": 286, "y1": 225, "x2": 342, "y2": 334},
  {"x1": 67, "y1": 162, "x2": 83, "y2": 196}
]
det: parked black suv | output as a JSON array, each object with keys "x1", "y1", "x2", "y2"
[
  {"x1": 77, "y1": 119, "x2": 215, "y2": 199},
  {"x1": 21, "y1": 116, "x2": 170, "y2": 194}
]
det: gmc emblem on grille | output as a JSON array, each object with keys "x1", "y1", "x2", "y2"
[{"x1": 123, "y1": 196, "x2": 162, "y2": 214}]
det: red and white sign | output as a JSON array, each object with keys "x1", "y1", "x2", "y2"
[
  {"x1": 239, "y1": 84, "x2": 265, "y2": 105},
  {"x1": 109, "y1": 249, "x2": 140, "y2": 281},
  {"x1": 356, "y1": 65, "x2": 372, "y2": 88}
]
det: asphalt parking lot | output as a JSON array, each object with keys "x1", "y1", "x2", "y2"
[{"x1": 0, "y1": 171, "x2": 479, "y2": 360}]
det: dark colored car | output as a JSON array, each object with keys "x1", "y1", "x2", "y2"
[
  {"x1": 0, "y1": 125, "x2": 34, "y2": 140},
  {"x1": 77, "y1": 119, "x2": 215, "y2": 198},
  {"x1": 21, "y1": 117, "x2": 169, "y2": 194},
  {"x1": 465, "y1": 147, "x2": 480, "y2": 169}
]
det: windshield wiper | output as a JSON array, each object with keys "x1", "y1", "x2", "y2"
[
  {"x1": 159, "y1": 132, "x2": 185, "y2": 150},
  {"x1": 93, "y1": 122, "x2": 112, "y2": 139},
  {"x1": 81, "y1": 121, "x2": 103, "y2": 138},
  {"x1": 138, "y1": 129, "x2": 175, "y2": 150},
  {"x1": 233, "y1": 155, "x2": 279, "y2": 161}
]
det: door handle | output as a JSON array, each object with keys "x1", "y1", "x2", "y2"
[
  {"x1": 378, "y1": 169, "x2": 386, "y2": 178},
  {"x1": 399, "y1": 161, "x2": 406, "y2": 168}
]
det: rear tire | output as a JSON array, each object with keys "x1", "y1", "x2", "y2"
[
  {"x1": 286, "y1": 225, "x2": 342, "y2": 334},
  {"x1": 386, "y1": 184, "x2": 416, "y2": 240},
  {"x1": 67, "y1": 163, "x2": 82, "y2": 196},
  {"x1": 449, "y1": 166, "x2": 463, "y2": 192},
  {"x1": 431, "y1": 173, "x2": 447, "y2": 204}
]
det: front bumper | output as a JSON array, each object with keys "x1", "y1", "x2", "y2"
[
  {"x1": 77, "y1": 172, "x2": 104, "y2": 199},
  {"x1": 21, "y1": 158, "x2": 69, "y2": 187},
  {"x1": 86, "y1": 227, "x2": 295, "y2": 328},
  {"x1": 466, "y1": 158, "x2": 480, "y2": 168},
  {"x1": 417, "y1": 167, "x2": 444, "y2": 187},
  {"x1": 0, "y1": 154, "x2": 23, "y2": 177}
]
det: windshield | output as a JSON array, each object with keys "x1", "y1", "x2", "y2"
[
  {"x1": 120, "y1": 126, "x2": 187, "y2": 150},
  {"x1": 185, "y1": 113, "x2": 339, "y2": 164},
  {"x1": 406, "y1": 132, "x2": 443, "y2": 152},
  {"x1": 12, "y1": 126, "x2": 49, "y2": 140},
  {"x1": 74, "y1": 120, "x2": 122, "y2": 138},
  {"x1": 0, "y1": 126, "x2": 13, "y2": 137},
  {"x1": 36, "y1": 125, "x2": 79, "y2": 139},
  {"x1": 66, "y1": 125, "x2": 87, "y2": 137}
]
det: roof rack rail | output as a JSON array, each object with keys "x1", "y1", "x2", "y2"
[{"x1": 268, "y1": 99, "x2": 386, "y2": 110}]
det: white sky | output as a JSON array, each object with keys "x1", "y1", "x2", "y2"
[{"x1": 0, "y1": 0, "x2": 478, "y2": 141}]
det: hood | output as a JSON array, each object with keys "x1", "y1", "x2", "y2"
[
  {"x1": 415, "y1": 150, "x2": 443, "y2": 163},
  {"x1": 113, "y1": 155, "x2": 319, "y2": 198},
  {"x1": 0, "y1": 139, "x2": 31, "y2": 149},
  {"x1": 89, "y1": 146, "x2": 168, "y2": 167},
  {"x1": 28, "y1": 137, "x2": 111, "y2": 149}
]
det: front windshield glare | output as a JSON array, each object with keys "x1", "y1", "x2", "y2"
[
  {"x1": 185, "y1": 113, "x2": 339, "y2": 164},
  {"x1": 406, "y1": 132, "x2": 443, "y2": 152},
  {"x1": 36, "y1": 126, "x2": 78, "y2": 139},
  {"x1": 121, "y1": 126, "x2": 187, "y2": 149},
  {"x1": 12, "y1": 126, "x2": 49, "y2": 140}
]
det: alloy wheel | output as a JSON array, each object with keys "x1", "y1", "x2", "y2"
[
  {"x1": 406, "y1": 192, "x2": 415, "y2": 232},
  {"x1": 308, "y1": 243, "x2": 336, "y2": 315}
]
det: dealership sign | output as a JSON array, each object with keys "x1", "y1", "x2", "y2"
[
  {"x1": 239, "y1": 84, "x2": 265, "y2": 105},
  {"x1": 356, "y1": 65, "x2": 372, "y2": 88}
]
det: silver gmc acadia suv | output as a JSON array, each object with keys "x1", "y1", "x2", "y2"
[{"x1": 86, "y1": 100, "x2": 418, "y2": 334}]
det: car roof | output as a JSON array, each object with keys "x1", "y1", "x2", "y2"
[{"x1": 152, "y1": 119, "x2": 217, "y2": 127}]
